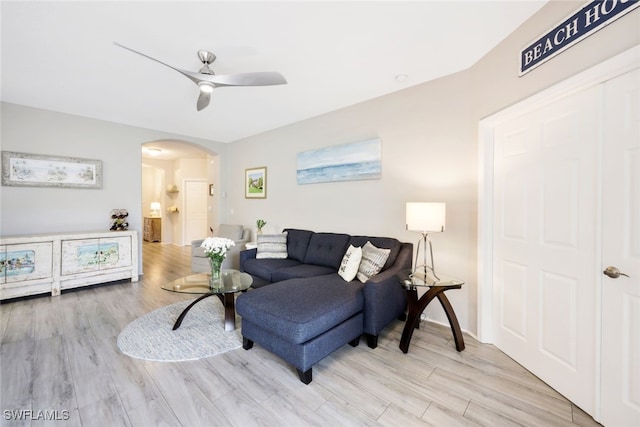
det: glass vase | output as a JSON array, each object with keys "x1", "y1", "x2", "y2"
[{"x1": 209, "y1": 257, "x2": 223, "y2": 290}]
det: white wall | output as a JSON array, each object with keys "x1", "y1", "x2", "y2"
[
  {"x1": 0, "y1": 103, "x2": 226, "y2": 273},
  {"x1": 227, "y1": 70, "x2": 477, "y2": 331},
  {"x1": 206, "y1": 153, "x2": 221, "y2": 234},
  {"x1": 472, "y1": 0, "x2": 640, "y2": 119}
]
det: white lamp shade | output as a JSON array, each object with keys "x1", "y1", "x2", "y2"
[
  {"x1": 150, "y1": 202, "x2": 161, "y2": 217},
  {"x1": 406, "y1": 202, "x2": 446, "y2": 233}
]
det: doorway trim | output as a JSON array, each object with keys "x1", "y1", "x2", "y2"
[
  {"x1": 477, "y1": 44, "x2": 639, "y2": 343},
  {"x1": 477, "y1": 44, "x2": 639, "y2": 420}
]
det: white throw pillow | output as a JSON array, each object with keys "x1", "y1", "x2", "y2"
[
  {"x1": 338, "y1": 245, "x2": 362, "y2": 282},
  {"x1": 256, "y1": 232, "x2": 288, "y2": 259},
  {"x1": 356, "y1": 241, "x2": 391, "y2": 283}
]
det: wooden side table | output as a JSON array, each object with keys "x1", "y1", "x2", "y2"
[
  {"x1": 143, "y1": 217, "x2": 161, "y2": 242},
  {"x1": 397, "y1": 269, "x2": 465, "y2": 353}
]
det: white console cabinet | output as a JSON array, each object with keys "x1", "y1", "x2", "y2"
[{"x1": 0, "y1": 230, "x2": 138, "y2": 300}]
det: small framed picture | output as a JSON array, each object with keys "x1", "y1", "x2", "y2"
[
  {"x1": 209, "y1": 184, "x2": 214, "y2": 196},
  {"x1": 245, "y1": 166, "x2": 267, "y2": 199}
]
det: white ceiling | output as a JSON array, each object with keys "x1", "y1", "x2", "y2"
[
  {"x1": 1, "y1": 1, "x2": 548, "y2": 144},
  {"x1": 141, "y1": 140, "x2": 208, "y2": 160}
]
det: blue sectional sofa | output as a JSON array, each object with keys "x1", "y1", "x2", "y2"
[{"x1": 236, "y1": 228, "x2": 412, "y2": 384}]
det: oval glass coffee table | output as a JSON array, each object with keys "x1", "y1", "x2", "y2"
[{"x1": 162, "y1": 270, "x2": 252, "y2": 331}]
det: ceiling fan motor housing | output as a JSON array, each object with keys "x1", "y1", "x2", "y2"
[{"x1": 198, "y1": 50, "x2": 216, "y2": 64}]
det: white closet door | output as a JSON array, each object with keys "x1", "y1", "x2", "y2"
[
  {"x1": 493, "y1": 85, "x2": 599, "y2": 413},
  {"x1": 600, "y1": 68, "x2": 640, "y2": 427}
]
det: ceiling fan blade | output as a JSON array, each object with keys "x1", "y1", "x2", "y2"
[
  {"x1": 115, "y1": 42, "x2": 286, "y2": 110},
  {"x1": 206, "y1": 72, "x2": 287, "y2": 87},
  {"x1": 196, "y1": 89, "x2": 211, "y2": 111},
  {"x1": 114, "y1": 42, "x2": 204, "y2": 86}
]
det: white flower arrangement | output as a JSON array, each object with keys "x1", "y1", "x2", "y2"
[
  {"x1": 202, "y1": 238, "x2": 235, "y2": 284},
  {"x1": 201, "y1": 237, "x2": 235, "y2": 260}
]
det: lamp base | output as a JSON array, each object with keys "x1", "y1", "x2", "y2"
[{"x1": 412, "y1": 233, "x2": 440, "y2": 282}]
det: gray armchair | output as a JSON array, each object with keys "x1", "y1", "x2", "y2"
[{"x1": 191, "y1": 224, "x2": 251, "y2": 271}]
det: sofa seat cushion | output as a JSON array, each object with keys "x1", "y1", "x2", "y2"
[
  {"x1": 271, "y1": 264, "x2": 336, "y2": 282},
  {"x1": 242, "y1": 258, "x2": 301, "y2": 283},
  {"x1": 236, "y1": 276, "x2": 364, "y2": 344}
]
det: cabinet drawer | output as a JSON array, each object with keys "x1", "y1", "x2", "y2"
[
  {"x1": 61, "y1": 239, "x2": 100, "y2": 275},
  {"x1": 61, "y1": 237, "x2": 132, "y2": 275},
  {"x1": 99, "y1": 236, "x2": 132, "y2": 269},
  {"x1": 1, "y1": 242, "x2": 53, "y2": 284}
]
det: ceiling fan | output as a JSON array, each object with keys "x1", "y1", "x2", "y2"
[{"x1": 114, "y1": 42, "x2": 287, "y2": 111}]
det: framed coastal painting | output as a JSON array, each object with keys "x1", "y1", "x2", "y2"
[
  {"x1": 245, "y1": 166, "x2": 267, "y2": 199},
  {"x1": 296, "y1": 138, "x2": 381, "y2": 185},
  {"x1": 1, "y1": 151, "x2": 103, "y2": 189}
]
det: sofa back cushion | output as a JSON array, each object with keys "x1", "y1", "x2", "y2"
[
  {"x1": 218, "y1": 224, "x2": 244, "y2": 241},
  {"x1": 284, "y1": 229, "x2": 314, "y2": 262},
  {"x1": 349, "y1": 236, "x2": 401, "y2": 271},
  {"x1": 304, "y1": 232, "x2": 351, "y2": 269}
]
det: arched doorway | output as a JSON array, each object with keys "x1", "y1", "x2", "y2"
[{"x1": 141, "y1": 139, "x2": 220, "y2": 246}]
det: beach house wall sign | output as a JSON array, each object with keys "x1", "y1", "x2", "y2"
[{"x1": 520, "y1": 0, "x2": 639, "y2": 75}]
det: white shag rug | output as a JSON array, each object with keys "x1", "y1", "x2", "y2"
[{"x1": 117, "y1": 298, "x2": 242, "y2": 362}]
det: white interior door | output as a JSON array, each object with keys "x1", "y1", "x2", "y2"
[
  {"x1": 493, "y1": 86, "x2": 599, "y2": 413},
  {"x1": 183, "y1": 180, "x2": 208, "y2": 246},
  {"x1": 600, "y1": 68, "x2": 640, "y2": 427}
]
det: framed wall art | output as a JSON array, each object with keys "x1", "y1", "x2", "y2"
[
  {"x1": 245, "y1": 166, "x2": 267, "y2": 199},
  {"x1": 1, "y1": 151, "x2": 103, "y2": 189},
  {"x1": 296, "y1": 138, "x2": 381, "y2": 185}
]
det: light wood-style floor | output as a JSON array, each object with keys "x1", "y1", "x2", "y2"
[{"x1": 1, "y1": 242, "x2": 602, "y2": 427}]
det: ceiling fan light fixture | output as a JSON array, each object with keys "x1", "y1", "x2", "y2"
[{"x1": 198, "y1": 82, "x2": 215, "y2": 93}]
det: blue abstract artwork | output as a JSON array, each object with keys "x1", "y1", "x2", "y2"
[{"x1": 297, "y1": 138, "x2": 381, "y2": 185}]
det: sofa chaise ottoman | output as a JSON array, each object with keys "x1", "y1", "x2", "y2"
[{"x1": 236, "y1": 228, "x2": 412, "y2": 383}]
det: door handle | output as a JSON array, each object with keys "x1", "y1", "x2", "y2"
[{"x1": 603, "y1": 266, "x2": 629, "y2": 279}]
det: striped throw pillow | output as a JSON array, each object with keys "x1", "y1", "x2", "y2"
[
  {"x1": 356, "y1": 241, "x2": 390, "y2": 283},
  {"x1": 256, "y1": 233, "x2": 288, "y2": 259}
]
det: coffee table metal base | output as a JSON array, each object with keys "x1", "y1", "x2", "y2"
[{"x1": 173, "y1": 292, "x2": 236, "y2": 332}]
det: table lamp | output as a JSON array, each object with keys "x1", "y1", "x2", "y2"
[
  {"x1": 150, "y1": 202, "x2": 161, "y2": 217},
  {"x1": 406, "y1": 202, "x2": 446, "y2": 282}
]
